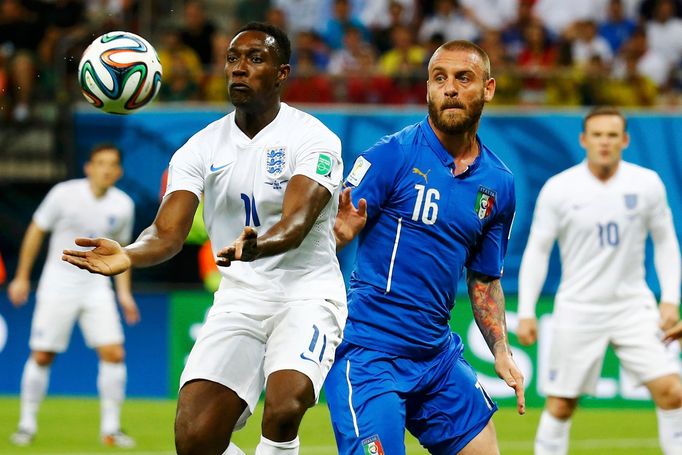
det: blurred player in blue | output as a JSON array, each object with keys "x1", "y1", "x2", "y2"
[{"x1": 326, "y1": 40, "x2": 525, "y2": 454}]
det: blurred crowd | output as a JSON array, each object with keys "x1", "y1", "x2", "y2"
[{"x1": 2, "y1": 0, "x2": 682, "y2": 123}]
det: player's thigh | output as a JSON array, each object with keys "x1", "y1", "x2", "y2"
[
  {"x1": 29, "y1": 290, "x2": 80, "y2": 353},
  {"x1": 79, "y1": 288, "x2": 124, "y2": 349},
  {"x1": 325, "y1": 344, "x2": 407, "y2": 455},
  {"x1": 406, "y1": 349, "x2": 497, "y2": 455},
  {"x1": 613, "y1": 305, "x2": 680, "y2": 385},
  {"x1": 457, "y1": 420, "x2": 500, "y2": 455},
  {"x1": 180, "y1": 310, "x2": 267, "y2": 429},
  {"x1": 264, "y1": 298, "x2": 346, "y2": 402},
  {"x1": 543, "y1": 323, "x2": 609, "y2": 397}
]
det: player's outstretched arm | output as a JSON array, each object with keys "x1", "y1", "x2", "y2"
[
  {"x1": 63, "y1": 190, "x2": 199, "y2": 274},
  {"x1": 217, "y1": 175, "x2": 331, "y2": 266},
  {"x1": 334, "y1": 187, "x2": 367, "y2": 251},
  {"x1": 467, "y1": 270, "x2": 526, "y2": 415}
]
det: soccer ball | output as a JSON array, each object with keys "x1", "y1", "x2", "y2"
[{"x1": 78, "y1": 31, "x2": 162, "y2": 114}]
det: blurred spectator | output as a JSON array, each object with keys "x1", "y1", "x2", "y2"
[
  {"x1": 273, "y1": 0, "x2": 323, "y2": 35},
  {"x1": 640, "y1": 0, "x2": 682, "y2": 19},
  {"x1": 460, "y1": 0, "x2": 519, "y2": 32},
  {"x1": 599, "y1": 0, "x2": 637, "y2": 54},
  {"x1": 379, "y1": 24, "x2": 425, "y2": 78},
  {"x1": 84, "y1": 0, "x2": 138, "y2": 31},
  {"x1": 371, "y1": 1, "x2": 408, "y2": 54},
  {"x1": 533, "y1": 0, "x2": 604, "y2": 36},
  {"x1": 284, "y1": 49, "x2": 334, "y2": 103},
  {"x1": 180, "y1": 0, "x2": 217, "y2": 68},
  {"x1": 360, "y1": 0, "x2": 415, "y2": 29},
  {"x1": 418, "y1": 0, "x2": 479, "y2": 43},
  {"x1": 320, "y1": 0, "x2": 369, "y2": 50},
  {"x1": 612, "y1": 27, "x2": 672, "y2": 87},
  {"x1": 570, "y1": 19, "x2": 614, "y2": 67},
  {"x1": 264, "y1": 7, "x2": 288, "y2": 35},
  {"x1": 479, "y1": 30, "x2": 522, "y2": 104},
  {"x1": 202, "y1": 31, "x2": 229, "y2": 103},
  {"x1": 645, "y1": 0, "x2": 682, "y2": 69},
  {"x1": 234, "y1": 0, "x2": 272, "y2": 24},
  {"x1": 502, "y1": 0, "x2": 538, "y2": 59},
  {"x1": 607, "y1": 47, "x2": 659, "y2": 105},
  {"x1": 328, "y1": 26, "x2": 373, "y2": 76},
  {"x1": 290, "y1": 30, "x2": 330, "y2": 71},
  {"x1": 516, "y1": 19, "x2": 559, "y2": 104},
  {"x1": 344, "y1": 49, "x2": 395, "y2": 103},
  {"x1": 0, "y1": 0, "x2": 45, "y2": 122},
  {"x1": 157, "y1": 26, "x2": 203, "y2": 101},
  {"x1": 575, "y1": 54, "x2": 612, "y2": 105}
]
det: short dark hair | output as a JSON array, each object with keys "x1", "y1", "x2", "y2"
[
  {"x1": 430, "y1": 40, "x2": 491, "y2": 79},
  {"x1": 235, "y1": 22, "x2": 291, "y2": 65},
  {"x1": 89, "y1": 143, "x2": 122, "y2": 163},
  {"x1": 583, "y1": 106, "x2": 627, "y2": 131}
]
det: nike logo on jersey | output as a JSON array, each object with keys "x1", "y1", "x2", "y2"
[
  {"x1": 210, "y1": 163, "x2": 230, "y2": 172},
  {"x1": 412, "y1": 167, "x2": 431, "y2": 183}
]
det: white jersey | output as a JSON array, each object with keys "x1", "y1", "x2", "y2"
[
  {"x1": 518, "y1": 161, "x2": 681, "y2": 315},
  {"x1": 34, "y1": 179, "x2": 134, "y2": 293},
  {"x1": 165, "y1": 103, "x2": 346, "y2": 311}
]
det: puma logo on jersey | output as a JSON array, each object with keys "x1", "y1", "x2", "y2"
[{"x1": 412, "y1": 167, "x2": 431, "y2": 183}]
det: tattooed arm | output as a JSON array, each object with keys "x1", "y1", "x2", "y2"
[{"x1": 467, "y1": 270, "x2": 526, "y2": 415}]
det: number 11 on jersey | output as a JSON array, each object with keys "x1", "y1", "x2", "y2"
[{"x1": 240, "y1": 193, "x2": 261, "y2": 227}]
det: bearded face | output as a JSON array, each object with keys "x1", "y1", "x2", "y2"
[{"x1": 427, "y1": 86, "x2": 486, "y2": 135}]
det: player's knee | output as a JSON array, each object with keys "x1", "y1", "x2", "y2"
[
  {"x1": 546, "y1": 398, "x2": 577, "y2": 419},
  {"x1": 32, "y1": 351, "x2": 55, "y2": 366},
  {"x1": 262, "y1": 395, "x2": 309, "y2": 432},
  {"x1": 656, "y1": 381, "x2": 682, "y2": 410},
  {"x1": 98, "y1": 345, "x2": 125, "y2": 363}
]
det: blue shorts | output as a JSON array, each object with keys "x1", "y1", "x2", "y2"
[{"x1": 324, "y1": 335, "x2": 497, "y2": 454}]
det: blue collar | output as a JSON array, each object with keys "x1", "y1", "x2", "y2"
[{"x1": 419, "y1": 116, "x2": 485, "y2": 178}]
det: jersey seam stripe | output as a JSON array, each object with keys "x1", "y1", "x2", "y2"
[
  {"x1": 385, "y1": 217, "x2": 403, "y2": 293},
  {"x1": 345, "y1": 360, "x2": 360, "y2": 437}
]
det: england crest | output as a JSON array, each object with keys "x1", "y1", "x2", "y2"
[
  {"x1": 265, "y1": 146, "x2": 287, "y2": 178},
  {"x1": 624, "y1": 193, "x2": 638, "y2": 210}
]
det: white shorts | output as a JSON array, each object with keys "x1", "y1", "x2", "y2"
[
  {"x1": 179, "y1": 297, "x2": 347, "y2": 428},
  {"x1": 542, "y1": 301, "x2": 680, "y2": 397},
  {"x1": 30, "y1": 287, "x2": 124, "y2": 352}
]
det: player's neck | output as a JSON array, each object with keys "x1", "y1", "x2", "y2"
[
  {"x1": 587, "y1": 160, "x2": 619, "y2": 182},
  {"x1": 234, "y1": 101, "x2": 281, "y2": 139},
  {"x1": 429, "y1": 118, "x2": 480, "y2": 175},
  {"x1": 88, "y1": 181, "x2": 109, "y2": 198}
]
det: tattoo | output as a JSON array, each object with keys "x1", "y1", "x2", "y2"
[{"x1": 467, "y1": 271, "x2": 509, "y2": 356}]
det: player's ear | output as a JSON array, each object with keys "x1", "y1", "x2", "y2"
[
  {"x1": 276, "y1": 63, "x2": 291, "y2": 86},
  {"x1": 484, "y1": 77, "x2": 496, "y2": 102}
]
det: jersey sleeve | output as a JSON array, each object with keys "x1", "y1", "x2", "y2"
[
  {"x1": 343, "y1": 138, "x2": 402, "y2": 221},
  {"x1": 33, "y1": 184, "x2": 64, "y2": 232},
  {"x1": 164, "y1": 138, "x2": 206, "y2": 200},
  {"x1": 466, "y1": 177, "x2": 516, "y2": 278},
  {"x1": 291, "y1": 127, "x2": 343, "y2": 195}
]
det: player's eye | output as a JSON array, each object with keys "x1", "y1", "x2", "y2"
[
  {"x1": 251, "y1": 56, "x2": 263, "y2": 63},
  {"x1": 226, "y1": 55, "x2": 238, "y2": 63}
]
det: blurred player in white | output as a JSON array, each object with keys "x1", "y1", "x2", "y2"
[
  {"x1": 8, "y1": 144, "x2": 138, "y2": 448},
  {"x1": 62, "y1": 22, "x2": 346, "y2": 455},
  {"x1": 518, "y1": 106, "x2": 682, "y2": 455}
]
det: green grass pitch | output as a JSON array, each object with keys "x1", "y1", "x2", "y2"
[{"x1": 0, "y1": 397, "x2": 661, "y2": 454}]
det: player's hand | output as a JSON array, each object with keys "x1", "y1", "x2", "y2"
[
  {"x1": 8, "y1": 277, "x2": 30, "y2": 307},
  {"x1": 118, "y1": 293, "x2": 140, "y2": 325},
  {"x1": 658, "y1": 302, "x2": 679, "y2": 331},
  {"x1": 494, "y1": 351, "x2": 526, "y2": 415},
  {"x1": 663, "y1": 321, "x2": 682, "y2": 344},
  {"x1": 216, "y1": 227, "x2": 259, "y2": 267},
  {"x1": 517, "y1": 318, "x2": 537, "y2": 346},
  {"x1": 62, "y1": 238, "x2": 131, "y2": 276},
  {"x1": 334, "y1": 187, "x2": 367, "y2": 249}
]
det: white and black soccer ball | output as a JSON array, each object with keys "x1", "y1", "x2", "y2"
[{"x1": 78, "y1": 31, "x2": 162, "y2": 114}]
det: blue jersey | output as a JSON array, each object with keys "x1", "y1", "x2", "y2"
[{"x1": 343, "y1": 117, "x2": 515, "y2": 358}]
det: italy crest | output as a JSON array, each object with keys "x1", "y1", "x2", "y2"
[{"x1": 475, "y1": 186, "x2": 496, "y2": 220}]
